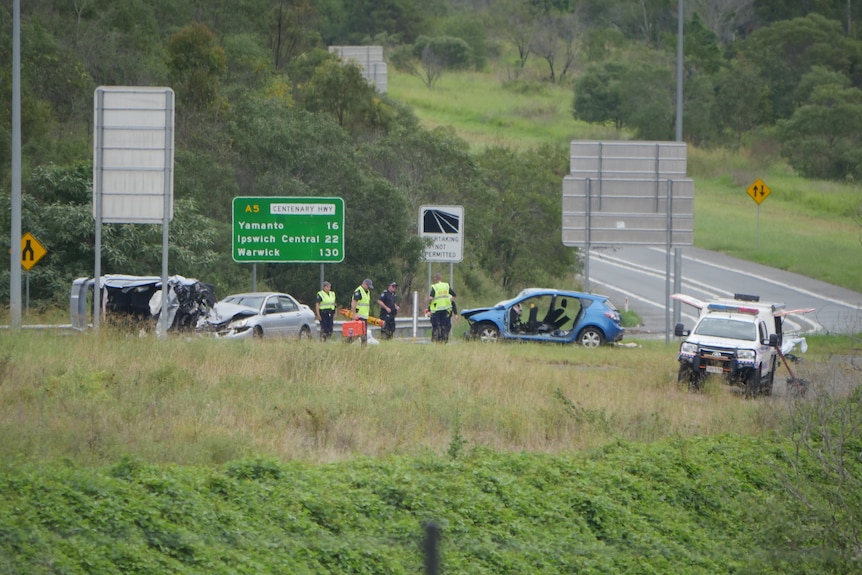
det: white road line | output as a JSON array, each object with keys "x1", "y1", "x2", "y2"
[{"x1": 590, "y1": 249, "x2": 825, "y2": 333}]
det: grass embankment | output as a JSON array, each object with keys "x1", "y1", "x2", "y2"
[
  {"x1": 1, "y1": 329, "x2": 793, "y2": 466},
  {"x1": 389, "y1": 70, "x2": 862, "y2": 294}
]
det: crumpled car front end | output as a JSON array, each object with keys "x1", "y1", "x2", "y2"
[{"x1": 204, "y1": 302, "x2": 259, "y2": 339}]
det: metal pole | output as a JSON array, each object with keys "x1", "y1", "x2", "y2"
[
  {"x1": 665, "y1": 180, "x2": 673, "y2": 345},
  {"x1": 423, "y1": 521, "x2": 441, "y2": 575},
  {"x1": 673, "y1": 248, "x2": 682, "y2": 325},
  {"x1": 10, "y1": 0, "x2": 22, "y2": 329},
  {"x1": 675, "y1": 2, "x2": 685, "y2": 329},
  {"x1": 583, "y1": 178, "x2": 591, "y2": 292},
  {"x1": 676, "y1": 0, "x2": 684, "y2": 142},
  {"x1": 93, "y1": 88, "x2": 104, "y2": 332},
  {"x1": 756, "y1": 203, "x2": 760, "y2": 249},
  {"x1": 159, "y1": 89, "x2": 173, "y2": 339},
  {"x1": 412, "y1": 290, "x2": 418, "y2": 340}
]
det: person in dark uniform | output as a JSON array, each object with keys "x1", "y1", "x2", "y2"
[
  {"x1": 315, "y1": 281, "x2": 336, "y2": 341},
  {"x1": 377, "y1": 281, "x2": 400, "y2": 339}
]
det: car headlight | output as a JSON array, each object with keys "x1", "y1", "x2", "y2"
[
  {"x1": 229, "y1": 317, "x2": 252, "y2": 330},
  {"x1": 737, "y1": 349, "x2": 755, "y2": 361},
  {"x1": 680, "y1": 342, "x2": 697, "y2": 354}
]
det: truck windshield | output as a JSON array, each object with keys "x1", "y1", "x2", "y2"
[{"x1": 694, "y1": 317, "x2": 757, "y2": 341}]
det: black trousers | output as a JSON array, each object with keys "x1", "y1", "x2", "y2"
[
  {"x1": 431, "y1": 310, "x2": 451, "y2": 342},
  {"x1": 319, "y1": 310, "x2": 334, "y2": 340},
  {"x1": 380, "y1": 313, "x2": 396, "y2": 339}
]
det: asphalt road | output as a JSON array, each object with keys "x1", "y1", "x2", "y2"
[{"x1": 583, "y1": 246, "x2": 862, "y2": 340}]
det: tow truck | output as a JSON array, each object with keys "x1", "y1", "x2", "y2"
[{"x1": 672, "y1": 293, "x2": 813, "y2": 396}]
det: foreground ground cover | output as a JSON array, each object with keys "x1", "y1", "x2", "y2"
[{"x1": 0, "y1": 436, "x2": 835, "y2": 574}]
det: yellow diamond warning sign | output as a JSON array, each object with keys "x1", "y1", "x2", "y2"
[
  {"x1": 746, "y1": 178, "x2": 771, "y2": 205},
  {"x1": 21, "y1": 232, "x2": 47, "y2": 271}
]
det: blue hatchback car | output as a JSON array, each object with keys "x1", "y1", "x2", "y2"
[{"x1": 462, "y1": 288, "x2": 625, "y2": 347}]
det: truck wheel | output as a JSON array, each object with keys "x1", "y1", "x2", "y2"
[
  {"x1": 678, "y1": 364, "x2": 703, "y2": 392},
  {"x1": 744, "y1": 369, "x2": 760, "y2": 398}
]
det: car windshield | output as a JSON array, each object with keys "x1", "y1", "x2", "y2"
[
  {"x1": 224, "y1": 295, "x2": 264, "y2": 310},
  {"x1": 694, "y1": 317, "x2": 756, "y2": 340}
]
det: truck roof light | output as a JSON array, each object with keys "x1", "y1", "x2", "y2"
[{"x1": 707, "y1": 303, "x2": 759, "y2": 315}]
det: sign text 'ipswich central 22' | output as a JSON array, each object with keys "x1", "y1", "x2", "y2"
[{"x1": 233, "y1": 196, "x2": 344, "y2": 263}]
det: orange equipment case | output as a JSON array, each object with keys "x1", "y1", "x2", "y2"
[{"x1": 342, "y1": 320, "x2": 366, "y2": 337}]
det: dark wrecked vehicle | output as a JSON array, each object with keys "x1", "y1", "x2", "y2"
[{"x1": 70, "y1": 274, "x2": 217, "y2": 334}]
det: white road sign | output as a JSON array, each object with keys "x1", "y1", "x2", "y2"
[{"x1": 419, "y1": 205, "x2": 464, "y2": 262}]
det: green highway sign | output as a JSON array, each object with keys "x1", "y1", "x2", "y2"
[{"x1": 232, "y1": 196, "x2": 344, "y2": 263}]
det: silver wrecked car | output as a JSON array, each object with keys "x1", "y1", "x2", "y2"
[{"x1": 207, "y1": 292, "x2": 316, "y2": 339}]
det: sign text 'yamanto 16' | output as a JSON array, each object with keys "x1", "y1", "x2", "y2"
[{"x1": 232, "y1": 197, "x2": 344, "y2": 263}]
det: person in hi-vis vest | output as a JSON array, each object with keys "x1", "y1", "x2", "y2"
[
  {"x1": 428, "y1": 273, "x2": 457, "y2": 343},
  {"x1": 315, "y1": 281, "x2": 336, "y2": 341},
  {"x1": 350, "y1": 278, "x2": 374, "y2": 346}
]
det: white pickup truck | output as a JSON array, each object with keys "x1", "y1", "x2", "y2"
[{"x1": 672, "y1": 293, "x2": 813, "y2": 396}]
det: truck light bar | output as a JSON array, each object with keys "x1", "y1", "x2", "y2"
[{"x1": 706, "y1": 303, "x2": 759, "y2": 315}]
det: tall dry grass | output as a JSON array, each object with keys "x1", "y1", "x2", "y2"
[{"x1": 0, "y1": 328, "x2": 807, "y2": 467}]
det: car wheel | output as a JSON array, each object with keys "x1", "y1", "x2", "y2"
[
  {"x1": 476, "y1": 322, "x2": 500, "y2": 342},
  {"x1": 252, "y1": 326, "x2": 264, "y2": 339},
  {"x1": 299, "y1": 325, "x2": 312, "y2": 340},
  {"x1": 677, "y1": 363, "x2": 703, "y2": 392},
  {"x1": 577, "y1": 327, "x2": 605, "y2": 348}
]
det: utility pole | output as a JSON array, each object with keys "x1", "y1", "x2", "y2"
[{"x1": 10, "y1": 0, "x2": 22, "y2": 329}]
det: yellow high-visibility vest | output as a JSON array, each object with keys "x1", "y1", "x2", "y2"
[
  {"x1": 354, "y1": 285, "x2": 370, "y2": 318},
  {"x1": 430, "y1": 281, "x2": 452, "y2": 312},
  {"x1": 317, "y1": 290, "x2": 336, "y2": 310}
]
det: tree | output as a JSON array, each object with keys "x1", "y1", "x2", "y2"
[
  {"x1": 475, "y1": 144, "x2": 575, "y2": 291},
  {"x1": 778, "y1": 83, "x2": 862, "y2": 179},
  {"x1": 737, "y1": 14, "x2": 862, "y2": 122},
  {"x1": 358, "y1": 123, "x2": 493, "y2": 294},
  {"x1": 300, "y1": 58, "x2": 378, "y2": 126},
  {"x1": 532, "y1": 11, "x2": 581, "y2": 83},
  {"x1": 712, "y1": 59, "x2": 772, "y2": 147},
  {"x1": 166, "y1": 23, "x2": 228, "y2": 112},
  {"x1": 340, "y1": 0, "x2": 428, "y2": 44},
  {"x1": 689, "y1": 0, "x2": 755, "y2": 44},
  {"x1": 268, "y1": 0, "x2": 321, "y2": 70},
  {"x1": 389, "y1": 36, "x2": 473, "y2": 88},
  {"x1": 573, "y1": 61, "x2": 626, "y2": 129}
]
